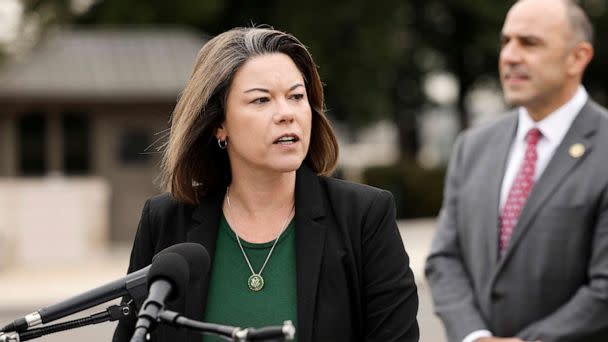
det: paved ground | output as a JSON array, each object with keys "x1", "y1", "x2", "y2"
[{"x1": 0, "y1": 219, "x2": 446, "y2": 341}]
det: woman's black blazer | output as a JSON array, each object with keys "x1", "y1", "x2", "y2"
[{"x1": 113, "y1": 165, "x2": 419, "y2": 342}]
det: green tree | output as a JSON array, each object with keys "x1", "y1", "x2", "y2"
[
  {"x1": 586, "y1": 3, "x2": 608, "y2": 105},
  {"x1": 74, "y1": 0, "x2": 608, "y2": 158},
  {"x1": 77, "y1": 0, "x2": 223, "y2": 27},
  {"x1": 406, "y1": 0, "x2": 510, "y2": 130},
  {"x1": 78, "y1": 0, "x2": 422, "y2": 157}
]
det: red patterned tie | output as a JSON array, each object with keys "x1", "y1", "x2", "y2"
[{"x1": 499, "y1": 128, "x2": 542, "y2": 252}]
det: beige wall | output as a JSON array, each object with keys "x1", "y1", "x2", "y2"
[
  {"x1": 91, "y1": 104, "x2": 170, "y2": 242},
  {"x1": 0, "y1": 100, "x2": 173, "y2": 244},
  {"x1": 0, "y1": 177, "x2": 110, "y2": 267}
]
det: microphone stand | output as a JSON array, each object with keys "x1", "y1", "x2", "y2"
[
  {"x1": 158, "y1": 310, "x2": 296, "y2": 341},
  {"x1": 0, "y1": 303, "x2": 131, "y2": 342}
]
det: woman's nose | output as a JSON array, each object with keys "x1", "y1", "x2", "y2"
[{"x1": 273, "y1": 100, "x2": 295, "y2": 123}]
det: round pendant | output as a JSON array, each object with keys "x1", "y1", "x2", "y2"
[{"x1": 248, "y1": 274, "x2": 264, "y2": 292}]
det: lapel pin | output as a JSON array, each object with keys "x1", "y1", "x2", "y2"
[{"x1": 569, "y1": 143, "x2": 585, "y2": 158}]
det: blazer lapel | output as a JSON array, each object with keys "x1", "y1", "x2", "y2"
[
  {"x1": 294, "y1": 166, "x2": 327, "y2": 342},
  {"x1": 496, "y1": 101, "x2": 598, "y2": 272},
  {"x1": 178, "y1": 168, "x2": 326, "y2": 342},
  {"x1": 486, "y1": 115, "x2": 519, "y2": 264},
  {"x1": 184, "y1": 188, "x2": 224, "y2": 341}
]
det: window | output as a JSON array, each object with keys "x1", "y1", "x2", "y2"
[
  {"x1": 119, "y1": 129, "x2": 153, "y2": 165},
  {"x1": 18, "y1": 113, "x2": 47, "y2": 176},
  {"x1": 62, "y1": 113, "x2": 91, "y2": 175}
]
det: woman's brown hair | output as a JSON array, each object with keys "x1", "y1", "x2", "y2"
[{"x1": 160, "y1": 27, "x2": 339, "y2": 204}]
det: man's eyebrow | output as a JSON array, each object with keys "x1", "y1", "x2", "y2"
[{"x1": 500, "y1": 33, "x2": 544, "y2": 43}]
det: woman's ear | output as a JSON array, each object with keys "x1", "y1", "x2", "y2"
[{"x1": 215, "y1": 124, "x2": 226, "y2": 141}]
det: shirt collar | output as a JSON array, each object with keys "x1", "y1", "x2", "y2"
[{"x1": 516, "y1": 86, "x2": 588, "y2": 144}]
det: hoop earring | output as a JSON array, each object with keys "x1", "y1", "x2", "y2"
[{"x1": 217, "y1": 138, "x2": 228, "y2": 149}]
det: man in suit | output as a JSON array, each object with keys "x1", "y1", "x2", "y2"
[{"x1": 425, "y1": 0, "x2": 608, "y2": 341}]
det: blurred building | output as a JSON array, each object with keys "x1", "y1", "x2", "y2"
[{"x1": 0, "y1": 28, "x2": 206, "y2": 252}]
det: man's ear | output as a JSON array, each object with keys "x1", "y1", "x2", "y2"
[{"x1": 567, "y1": 41, "x2": 594, "y2": 76}]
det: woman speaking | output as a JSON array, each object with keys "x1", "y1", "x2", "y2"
[{"x1": 113, "y1": 27, "x2": 419, "y2": 342}]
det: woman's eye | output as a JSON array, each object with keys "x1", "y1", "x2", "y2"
[
  {"x1": 251, "y1": 97, "x2": 270, "y2": 104},
  {"x1": 290, "y1": 94, "x2": 305, "y2": 101}
]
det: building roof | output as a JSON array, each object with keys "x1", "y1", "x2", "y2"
[{"x1": 0, "y1": 28, "x2": 208, "y2": 100}]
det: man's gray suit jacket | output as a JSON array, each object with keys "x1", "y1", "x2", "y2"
[{"x1": 425, "y1": 100, "x2": 608, "y2": 342}]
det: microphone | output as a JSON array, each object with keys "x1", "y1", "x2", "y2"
[
  {"x1": 0, "y1": 243, "x2": 210, "y2": 333},
  {"x1": 160, "y1": 242, "x2": 210, "y2": 283},
  {"x1": 0, "y1": 265, "x2": 150, "y2": 333},
  {"x1": 129, "y1": 252, "x2": 189, "y2": 342}
]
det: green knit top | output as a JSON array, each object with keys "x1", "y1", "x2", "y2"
[{"x1": 202, "y1": 214, "x2": 298, "y2": 342}]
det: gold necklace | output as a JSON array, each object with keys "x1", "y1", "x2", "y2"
[{"x1": 225, "y1": 186, "x2": 294, "y2": 292}]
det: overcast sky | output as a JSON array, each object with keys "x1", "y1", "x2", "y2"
[{"x1": 0, "y1": 0, "x2": 22, "y2": 45}]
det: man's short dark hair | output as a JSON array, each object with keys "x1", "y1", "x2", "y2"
[{"x1": 564, "y1": 0, "x2": 594, "y2": 45}]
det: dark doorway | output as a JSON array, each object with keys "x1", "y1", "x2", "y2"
[
  {"x1": 62, "y1": 112, "x2": 91, "y2": 175},
  {"x1": 18, "y1": 112, "x2": 47, "y2": 176}
]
